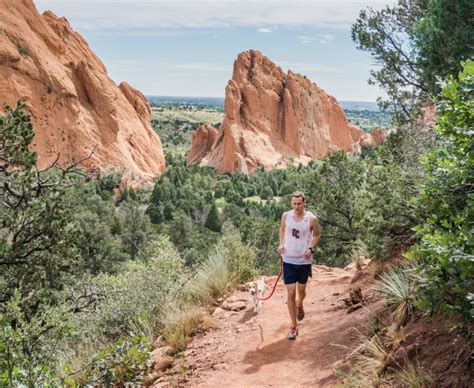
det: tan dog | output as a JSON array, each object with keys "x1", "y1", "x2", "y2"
[{"x1": 249, "y1": 277, "x2": 266, "y2": 312}]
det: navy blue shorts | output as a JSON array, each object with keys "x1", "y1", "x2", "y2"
[{"x1": 283, "y1": 262, "x2": 312, "y2": 285}]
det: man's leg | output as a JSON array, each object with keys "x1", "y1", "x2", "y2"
[
  {"x1": 296, "y1": 265, "x2": 311, "y2": 321},
  {"x1": 286, "y1": 283, "x2": 297, "y2": 329},
  {"x1": 296, "y1": 282, "x2": 307, "y2": 308}
]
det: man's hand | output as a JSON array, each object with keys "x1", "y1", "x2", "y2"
[
  {"x1": 277, "y1": 244, "x2": 285, "y2": 254},
  {"x1": 303, "y1": 249, "x2": 312, "y2": 259}
]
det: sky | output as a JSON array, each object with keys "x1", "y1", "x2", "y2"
[{"x1": 36, "y1": 0, "x2": 394, "y2": 101}]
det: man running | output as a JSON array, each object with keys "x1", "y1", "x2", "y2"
[{"x1": 277, "y1": 191, "x2": 320, "y2": 340}]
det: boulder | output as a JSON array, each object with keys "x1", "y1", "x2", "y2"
[{"x1": 221, "y1": 300, "x2": 246, "y2": 311}]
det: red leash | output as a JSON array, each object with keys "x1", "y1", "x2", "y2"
[{"x1": 257, "y1": 255, "x2": 283, "y2": 301}]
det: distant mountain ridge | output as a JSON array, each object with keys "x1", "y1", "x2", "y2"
[{"x1": 147, "y1": 96, "x2": 381, "y2": 111}]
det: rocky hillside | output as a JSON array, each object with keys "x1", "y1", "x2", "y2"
[
  {"x1": 188, "y1": 50, "x2": 382, "y2": 173},
  {"x1": 0, "y1": 0, "x2": 165, "y2": 182}
]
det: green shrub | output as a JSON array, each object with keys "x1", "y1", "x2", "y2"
[
  {"x1": 97, "y1": 172, "x2": 122, "y2": 194},
  {"x1": 62, "y1": 237, "x2": 189, "y2": 371},
  {"x1": 17, "y1": 46, "x2": 29, "y2": 56},
  {"x1": 0, "y1": 292, "x2": 71, "y2": 387},
  {"x1": 103, "y1": 238, "x2": 183, "y2": 334},
  {"x1": 304, "y1": 151, "x2": 365, "y2": 266},
  {"x1": 410, "y1": 61, "x2": 474, "y2": 324},
  {"x1": 72, "y1": 333, "x2": 153, "y2": 385},
  {"x1": 218, "y1": 223, "x2": 257, "y2": 284}
]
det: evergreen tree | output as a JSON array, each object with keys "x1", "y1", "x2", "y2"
[
  {"x1": 205, "y1": 202, "x2": 221, "y2": 232},
  {"x1": 1, "y1": 103, "x2": 82, "y2": 309},
  {"x1": 352, "y1": 0, "x2": 474, "y2": 120},
  {"x1": 415, "y1": 0, "x2": 474, "y2": 94},
  {"x1": 304, "y1": 152, "x2": 364, "y2": 265}
]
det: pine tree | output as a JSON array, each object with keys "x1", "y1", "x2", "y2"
[{"x1": 205, "y1": 202, "x2": 221, "y2": 232}]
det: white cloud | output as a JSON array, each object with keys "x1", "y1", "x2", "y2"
[
  {"x1": 257, "y1": 28, "x2": 273, "y2": 33},
  {"x1": 36, "y1": 1, "x2": 394, "y2": 32},
  {"x1": 297, "y1": 34, "x2": 335, "y2": 44},
  {"x1": 298, "y1": 36, "x2": 316, "y2": 44},
  {"x1": 317, "y1": 34, "x2": 336, "y2": 42}
]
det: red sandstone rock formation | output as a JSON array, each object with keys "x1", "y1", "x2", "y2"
[
  {"x1": 0, "y1": 0, "x2": 165, "y2": 183},
  {"x1": 187, "y1": 123, "x2": 219, "y2": 165},
  {"x1": 188, "y1": 50, "x2": 381, "y2": 173}
]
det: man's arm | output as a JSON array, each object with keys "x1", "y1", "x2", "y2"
[
  {"x1": 310, "y1": 216, "x2": 320, "y2": 250},
  {"x1": 303, "y1": 216, "x2": 320, "y2": 259},
  {"x1": 277, "y1": 212, "x2": 287, "y2": 254}
]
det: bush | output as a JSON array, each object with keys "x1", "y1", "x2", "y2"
[
  {"x1": 72, "y1": 333, "x2": 153, "y2": 385},
  {"x1": 410, "y1": 61, "x2": 474, "y2": 324},
  {"x1": 97, "y1": 172, "x2": 122, "y2": 194},
  {"x1": 188, "y1": 223, "x2": 257, "y2": 303},
  {"x1": 218, "y1": 223, "x2": 258, "y2": 284},
  {"x1": 62, "y1": 237, "x2": 189, "y2": 371},
  {"x1": 304, "y1": 151, "x2": 365, "y2": 266},
  {"x1": 375, "y1": 266, "x2": 418, "y2": 327},
  {"x1": 61, "y1": 238, "x2": 190, "y2": 382},
  {"x1": 0, "y1": 292, "x2": 71, "y2": 386},
  {"x1": 188, "y1": 251, "x2": 232, "y2": 304},
  {"x1": 357, "y1": 125, "x2": 434, "y2": 259}
]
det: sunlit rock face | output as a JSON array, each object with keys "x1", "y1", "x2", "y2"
[
  {"x1": 189, "y1": 50, "x2": 382, "y2": 173},
  {"x1": 0, "y1": 0, "x2": 165, "y2": 183},
  {"x1": 187, "y1": 123, "x2": 219, "y2": 166}
]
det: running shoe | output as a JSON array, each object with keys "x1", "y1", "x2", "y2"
[{"x1": 287, "y1": 327, "x2": 298, "y2": 340}]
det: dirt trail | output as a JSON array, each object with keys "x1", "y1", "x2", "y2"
[{"x1": 181, "y1": 264, "x2": 376, "y2": 387}]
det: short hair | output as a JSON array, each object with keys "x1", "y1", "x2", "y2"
[{"x1": 291, "y1": 191, "x2": 306, "y2": 202}]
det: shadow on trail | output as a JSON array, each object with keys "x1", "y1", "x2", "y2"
[
  {"x1": 242, "y1": 335, "x2": 296, "y2": 374},
  {"x1": 239, "y1": 308, "x2": 258, "y2": 324},
  {"x1": 241, "y1": 314, "x2": 364, "y2": 385}
]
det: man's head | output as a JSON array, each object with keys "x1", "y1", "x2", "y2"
[{"x1": 291, "y1": 191, "x2": 305, "y2": 214}]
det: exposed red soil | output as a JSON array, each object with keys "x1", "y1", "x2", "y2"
[
  {"x1": 152, "y1": 261, "x2": 472, "y2": 387},
  {"x1": 386, "y1": 313, "x2": 473, "y2": 387},
  {"x1": 176, "y1": 265, "x2": 378, "y2": 387}
]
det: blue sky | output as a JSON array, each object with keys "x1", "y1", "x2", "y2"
[{"x1": 36, "y1": 0, "x2": 393, "y2": 101}]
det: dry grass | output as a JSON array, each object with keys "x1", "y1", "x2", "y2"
[
  {"x1": 161, "y1": 250, "x2": 232, "y2": 350},
  {"x1": 334, "y1": 366, "x2": 376, "y2": 387},
  {"x1": 395, "y1": 361, "x2": 435, "y2": 387},
  {"x1": 364, "y1": 309, "x2": 381, "y2": 337},
  {"x1": 385, "y1": 324, "x2": 405, "y2": 350},
  {"x1": 356, "y1": 335, "x2": 389, "y2": 378},
  {"x1": 162, "y1": 306, "x2": 217, "y2": 351},
  {"x1": 338, "y1": 332, "x2": 390, "y2": 386},
  {"x1": 188, "y1": 251, "x2": 232, "y2": 304}
]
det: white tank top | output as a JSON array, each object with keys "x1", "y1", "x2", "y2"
[{"x1": 283, "y1": 210, "x2": 315, "y2": 265}]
